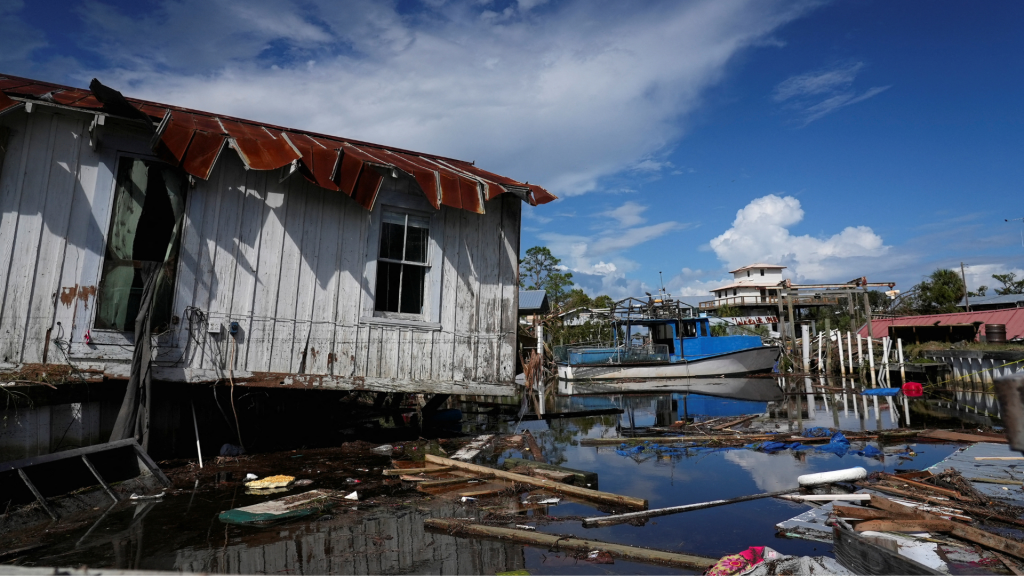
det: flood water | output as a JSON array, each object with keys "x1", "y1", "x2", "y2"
[{"x1": 3, "y1": 376, "x2": 997, "y2": 574}]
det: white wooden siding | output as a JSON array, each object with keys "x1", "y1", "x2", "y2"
[{"x1": 0, "y1": 108, "x2": 520, "y2": 395}]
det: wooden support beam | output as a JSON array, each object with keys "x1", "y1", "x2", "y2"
[
  {"x1": 18, "y1": 469, "x2": 58, "y2": 521},
  {"x1": 424, "y1": 455, "x2": 647, "y2": 510},
  {"x1": 417, "y1": 476, "x2": 491, "y2": 489},
  {"x1": 423, "y1": 519, "x2": 717, "y2": 570},
  {"x1": 81, "y1": 455, "x2": 119, "y2": 503}
]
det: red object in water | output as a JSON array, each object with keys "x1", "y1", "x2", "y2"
[{"x1": 903, "y1": 382, "x2": 923, "y2": 397}]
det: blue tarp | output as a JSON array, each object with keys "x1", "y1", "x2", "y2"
[{"x1": 861, "y1": 388, "x2": 902, "y2": 396}]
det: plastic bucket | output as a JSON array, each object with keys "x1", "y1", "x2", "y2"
[{"x1": 986, "y1": 324, "x2": 1007, "y2": 343}]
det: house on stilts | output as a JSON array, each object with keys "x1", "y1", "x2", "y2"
[{"x1": 0, "y1": 73, "x2": 555, "y2": 455}]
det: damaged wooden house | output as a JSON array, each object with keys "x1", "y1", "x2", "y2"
[{"x1": 0, "y1": 73, "x2": 555, "y2": 452}]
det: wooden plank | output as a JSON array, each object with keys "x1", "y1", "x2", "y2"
[
  {"x1": 855, "y1": 519, "x2": 951, "y2": 532},
  {"x1": 425, "y1": 454, "x2": 647, "y2": 510},
  {"x1": 306, "y1": 183, "x2": 344, "y2": 375},
  {"x1": 379, "y1": 327, "x2": 399, "y2": 379},
  {"x1": 869, "y1": 494, "x2": 1024, "y2": 559},
  {"x1": 228, "y1": 170, "x2": 267, "y2": 371},
  {"x1": 474, "y1": 202, "x2": 501, "y2": 382},
  {"x1": 523, "y1": 430, "x2": 546, "y2": 463},
  {"x1": 501, "y1": 458, "x2": 599, "y2": 488},
  {"x1": 921, "y1": 430, "x2": 1008, "y2": 444},
  {"x1": 188, "y1": 158, "x2": 227, "y2": 369},
  {"x1": 268, "y1": 175, "x2": 307, "y2": 373},
  {"x1": 331, "y1": 197, "x2": 364, "y2": 378},
  {"x1": 23, "y1": 115, "x2": 82, "y2": 362},
  {"x1": 497, "y1": 195, "x2": 519, "y2": 384},
  {"x1": 0, "y1": 113, "x2": 56, "y2": 362},
  {"x1": 290, "y1": 183, "x2": 324, "y2": 373},
  {"x1": 365, "y1": 326, "x2": 382, "y2": 378},
  {"x1": 879, "y1": 472, "x2": 963, "y2": 500},
  {"x1": 423, "y1": 519, "x2": 714, "y2": 570},
  {"x1": 974, "y1": 457, "x2": 1024, "y2": 461},
  {"x1": 0, "y1": 113, "x2": 33, "y2": 358},
  {"x1": 247, "y1": 174, "x2": 290, "y2": 372},
  {"x1": 397, "y1": 329, "x2": 413, "y2": 380},
  {"x1": 452, "y1": 209, "x2": 480, "y2": 382},
  {"x1": 434, "y1": 206, "x2": 461, "y2": 382},
  {"x1": 411, "y1": 330, "x2": 433, "y2": 381},
  {"x1": 207, "y1": 155, "x2": 247, "y2": 370},
  {"x1": 833, "y1": 505, "x2": 896, "y2": 520},
  {"x1": 169, "y1": 150, "x2": 208, "y2": 363}
]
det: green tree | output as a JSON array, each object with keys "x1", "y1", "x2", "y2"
[
  {"x1": 992, "y1": 273, "x2": 1024, "y2": 295},
  {"x1": 914, "y1": 269, "x2": 965, "y2": 314},
  {"x1": 968, "y1": 285, "x2": 988, "y2": 298},
  {"x1": 593, "y1": 295, "x2": 615, "y2": 309},
  {"x1": 564, "y1": 288, "x2": 592, "y2": 311},
  {"x1": 519, "y1": 246, "x2": 574, "y2": 309}
]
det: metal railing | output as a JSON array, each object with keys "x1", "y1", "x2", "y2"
[
  {"x1": 699, "y1": 295, "x2": 840, "y2": 310},
  {"x1": 553, "y1": 344, "x2": 670, "y2": 366}
]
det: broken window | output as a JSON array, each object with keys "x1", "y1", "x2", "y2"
[
  {"x1": 374, "y1": 210, "x2": 430, "y2": 316},
  {"x1": 95, "y1": 157, "x2": 186, "y2": 334}
]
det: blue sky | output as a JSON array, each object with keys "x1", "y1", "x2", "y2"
[{"x1": 3, "y1": 0, "x2": 1022, "y2": 300}]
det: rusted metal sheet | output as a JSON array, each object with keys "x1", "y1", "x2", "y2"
[
  {"x1": 220, "y1": 119, "x2": 301, "y2": 170},
  {"x1": 181, "y1": 131, "x2": 226, "y2": 180},
  {"x1": 285, "y1": 132, "x2": 341, "y2": 191},
  {"x1": 156, "y1": 110, "x2": 196, "y2": 162},
  {"x1": 0, "y1": 72, "x2": 558, "y2": 212},
  {"x1": 0, "y1": 91, "x2": 22, "y2": 115}
]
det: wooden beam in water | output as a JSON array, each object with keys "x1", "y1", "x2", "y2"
[
  {"x1": 424, "y1": 455, "x2": 647, "y2": 510},
  {"x1": 423, "y1": 519, "x2": 716, "y2": 570}
]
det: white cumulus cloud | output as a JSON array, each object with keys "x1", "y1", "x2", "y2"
[
  {"x1": 709, "y1": 194, "x2": 889, "y2": 282},
  {"x1": 40, "y1": 0, "x2": 822, "y2": 197}
]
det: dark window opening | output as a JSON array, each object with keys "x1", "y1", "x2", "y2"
[
  {"x1": 95, "y1": 158, "x2": 186, "y2": 334},
  {"x1": 760, "y1": 269, "x2": 765, "y2": 276},
  {"x1": 700, "y1": 322, "x2": 708, "y2": 337},
  {"x1": 681, "y1": 322, "x2": 697, "y2": 338},
  {"x1": 375, "y1": 211, "x2": 430, "y2": 315}
]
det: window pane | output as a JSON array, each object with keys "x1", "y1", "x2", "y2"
[
  {"x1": 374, "y1": 261, "x2": 402, "y2": 312},
  {"x1": 399, "y1": 264, "x2": 426, "y2": 314},
  {"x1": 405, "y1": 223, "x2": 429, "y2": 264},
  {"x1": 379, "y1": 221, "x2": 405, "y2": 260}
]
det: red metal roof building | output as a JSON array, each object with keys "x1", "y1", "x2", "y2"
[
  {"x1": 858, "y1": 309, "x2": 1024, "y2": 341},
  {"x1": 0, "y1": 74, "x2": 555, "y2": 214}
]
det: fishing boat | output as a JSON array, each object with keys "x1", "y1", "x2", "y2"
[{"x1": 554, "y1": 295, "x2": 780, "y2": 387}]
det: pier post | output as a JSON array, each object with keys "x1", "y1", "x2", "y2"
[
  {"x1": 837, "y1": 330, "x2": 846, "y2": 376},
  {"x1": 847, "y1": 332, "x2": 854, "y2": 374},
  {"x1": 867, "y1": 335, "x2": 877, "y2": 387},
  {"x1": 801, "y1": 324, "x2": 811, "y2": 373},
  {"x1": 897, "y1": 338, "x2": 906, "y2": 386}
]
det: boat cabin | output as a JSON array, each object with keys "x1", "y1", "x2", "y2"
[{"x1": 630, "y1": 318, "x2": 762, "y2": 362}]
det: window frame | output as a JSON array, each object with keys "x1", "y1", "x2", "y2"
[
  {"x1": 360, "y1": 183, "x2": 443, "y2": 330},
  {"x1": 90, "y1": 152, "x2": 187, "y2": 345}
]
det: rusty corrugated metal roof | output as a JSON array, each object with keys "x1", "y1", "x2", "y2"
[
  {"x1": 0, "y1": 74, "x2": 557, "y2": 213},
  {"x1": 858, "y1": 309, "x2": 1024, "y2": 341}
]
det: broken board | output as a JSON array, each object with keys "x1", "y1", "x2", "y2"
[{"x1": 219, "y1": 489, "x2": 336, "y2": 525}]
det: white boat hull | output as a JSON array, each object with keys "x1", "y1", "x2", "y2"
[
  {"x1": 556, "y1": 345, "x2": 780, "y2": 383},
  {"x1": 557, "y1": 376, "x2": 784, "y2": 400}
]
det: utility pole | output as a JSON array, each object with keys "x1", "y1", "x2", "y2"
[{"x1": 960, "y1": 262, "x2": 970, "y2": 312}]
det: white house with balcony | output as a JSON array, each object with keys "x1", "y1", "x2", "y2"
[{"x1": 700, "y1": 264, "x2": 786, "y2": 315}]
